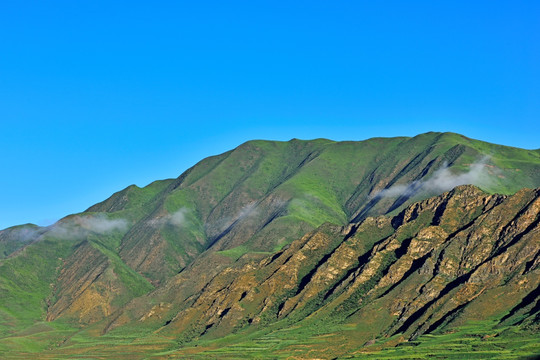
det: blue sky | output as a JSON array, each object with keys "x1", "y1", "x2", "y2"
[{"x1": 1, "y1": 1, "x2": 539, "y2": 229}]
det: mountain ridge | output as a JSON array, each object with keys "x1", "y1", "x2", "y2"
[{"x1": 0, "y1": 132, "x2": 539, "y2": 358}]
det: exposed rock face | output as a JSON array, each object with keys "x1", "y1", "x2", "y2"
[{"x1": 142, "y1": 185, "x2": 539, "y2": 345}]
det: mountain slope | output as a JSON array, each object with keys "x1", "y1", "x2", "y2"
[
  {"x1": 3, "y1": 185, "x2": 538, "y2": 359},
  {"x1": 129, "y1": 186, "x2": 538, "y2": 347},
  {"x1": 0, "y1": 132, "x2": 539, "y2": 358},
  {"x1": 85, "y1": 132, "x2": 540, "y2": 287}
]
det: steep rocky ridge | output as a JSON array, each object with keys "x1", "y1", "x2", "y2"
[{"x1": 127, "y1": 185, "x2": 539, "y2": 355}]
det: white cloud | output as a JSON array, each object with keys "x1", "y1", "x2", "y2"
[
  {"x1": 76, "y1": 215, "x2": 128, "y2": 234},
  {"x1": 169, "y1": 208, "x2": 189, "y2": 226},
  {"x1": 375, "y1": 157, "x2": 494, "y2": 199},
  {"x1": 236, "y1": 202, "x2": 258, "y2": 220},
  {"x1": 45, "y1": 214, "x2": 128, "y2": 240},
  {"x1": 147, "y1": 208, "x2": 191, "y2": 228},
  {"x1": 206, "y1": 202, "x2": 260, "y2": 233},
  {"x1": 2, "y1": 226, "x2": 43, "y2": 243}
]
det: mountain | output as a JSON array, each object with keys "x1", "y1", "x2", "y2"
[
  {"x1": 0, "y1": 132, "x2": 539, "y2": 359},
  {"x1": 155, "y1": 185, "x2": 539, "y2": 358}
]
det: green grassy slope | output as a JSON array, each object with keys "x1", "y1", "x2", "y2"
[
  {"x1": 0, "y1": 224, "x2": 45, "y2": 259},
  {"x1": 0, "y1": 236, "x2": 73, "y2": 336},
  {"x1": 0, "y1": 132, "x2": 539, "y2": 358},
  {"x1": 82, "y1": 132, "x2": 540, "y2": 270},
  {"x1": 2, "y1": 185, "x2": 538, "y2": 359}
]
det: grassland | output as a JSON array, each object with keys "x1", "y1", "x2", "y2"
[{"x1": 1, "y1": 318, "x2": 537, "y2": 359}]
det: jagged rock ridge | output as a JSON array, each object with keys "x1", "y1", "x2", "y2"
[{"x1": 134, "y1": 185, "x2": 539, "y2": 352}]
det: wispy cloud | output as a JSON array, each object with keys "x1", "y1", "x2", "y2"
[
  {"x1": 168, "y1": 208, "x2": 190, "y2": 226},
  {"x1": 1, "y1": 226, "x2": 44, "y2": 243},
  {"x1": 77, "y1": 215, "x2": 128, "y2": 234},
  {"x1": 147, "y1": 208, "x2": 191, "y2": 227},
  {"x1": 5, "y1": 214, "x2": 129, "y2": 242},
  {"x1": 47, "y1": 214, "x2": 129, "y2": 239},
  {"x1": 236, "y1": 202, "x2": 259, "y2": 220},
  {"x1": 374, "y1": 157, "x2": 494, "y2": 199},
  {"x1": 206, "y1": 202, "x2": 260, "y2": 233}
]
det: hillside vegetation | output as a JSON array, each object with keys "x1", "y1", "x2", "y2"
[{"x1": 0, "y1": 132, "x2": 539, "y2": 359}]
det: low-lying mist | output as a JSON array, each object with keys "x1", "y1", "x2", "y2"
[{"x1": 374, "y1": 157, "x2": 495, "y2": 199}]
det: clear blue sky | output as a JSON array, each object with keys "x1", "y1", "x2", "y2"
[{"x1": 1, "y1": 1, "x2": 539, "y2": 229}]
